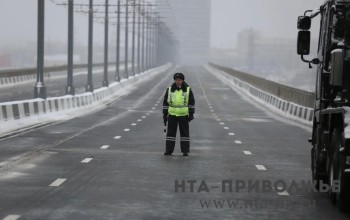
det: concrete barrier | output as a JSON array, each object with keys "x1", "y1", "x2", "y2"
[
  {"x1": 0, "y1": 64, "x2": 172, "y2": 135},
  {"x1": 0, "y1": 63, "x2": 131, "y2": 87},
  {"x1": 209, "y1": 63, "x2": 315, "y2": 108},
  {"x1": 206, "y1": 64, "x2": 313, "y2": 127}
]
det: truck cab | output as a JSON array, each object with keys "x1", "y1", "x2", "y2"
[{"x1": 297, "y1": 0, "x2": 350, "y2": 211}]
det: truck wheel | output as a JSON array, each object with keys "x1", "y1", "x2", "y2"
[
  {"x1": 337, "y1": 153, "x2": 350, "y2": 211},
  {"x1": 329, "y1": 146, "x2": 338, "y2": 204},
  {"x1": 312, "y1": 146, "x2": 327, "y2": 190},
  {"x1": 329, "y1": 129, "x2": 350, "y2": 211}
]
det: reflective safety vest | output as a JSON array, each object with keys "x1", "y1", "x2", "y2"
[{"x1": 167, "y1": 86, "x2": 190, "y2": 116}]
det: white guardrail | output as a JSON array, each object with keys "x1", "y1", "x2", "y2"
[
  {"x1": 206, "y1": 65, "x2": 313, "y2": 127},
  {"x1": 0, "y1": 63, "x2": 173, "y2": 135}
]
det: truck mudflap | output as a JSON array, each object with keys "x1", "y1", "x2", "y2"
[{"x1": 343, "y1": 139, "x2": 350, "y2": 175}]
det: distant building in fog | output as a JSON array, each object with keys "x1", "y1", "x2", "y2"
[
  {"x1": 235, "y1": 28, "x2": 318, "y2": 73},
  {"x1": 158, "y1": 0, "x2": 211, "y2": 65}
]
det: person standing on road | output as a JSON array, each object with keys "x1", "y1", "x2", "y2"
[{"x1": 163, "y1": 73, "x2": 195, "y2": 156}]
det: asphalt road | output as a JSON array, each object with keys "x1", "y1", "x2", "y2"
[
  {"x1": 0, "y1": 66, "x2": 349, "y2": 220},
  {"x1": 0, "y1": 64, "x2": 134, "y2": 103}
]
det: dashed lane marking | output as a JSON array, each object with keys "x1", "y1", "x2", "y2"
[
  {"x1": 124, "y1": 129, "x2": 130, "y2": 131},
  {"x1": 243, "y1": 151, "x2": 252, "y2": 155},
  {"x1": 137, "y1": 119, "x2": 142, "y2": 122},
  {"x1": 49, "y1": 178, "x2": 67, "y2": 187},
  {"x1": 235, "y1": 140, "x2": 242, "y2": 144},
  {"x1": 114, "y1": 136, "x2": 121, "y2": 139},
  {"x1": 142, "y1": 116, "x2": 146, "y2": 119},
  {"x1": 2, "y1": 215, "x2": 21, "y2": 220},
  {"x1": 274, "y1": 186, "x2": 290, "y2": 196},
  {"x1": 220, "y1": 122, "x2": 225, "y2": 125},
  {"x1": 81, "y1": 158, "x2": 93, "y2": 163},
  {"x1": 131, "y1": 123, "x2": 137, "y2": 126},
  {"x1": 277, "y1": 191, "x2": 290, "y2": 196},
  {"x1": 224, "y1": 127, "x2": 229, "y2": 130},
  {"x1": 101, "y1": 145, "x2": 110, "y2": 149},
  {"x1": 229, "y1": 133, "x2": 235, "y2": 136},
  {"x1": 255, "y1": 165, "x2": 267, "y2": 171}
]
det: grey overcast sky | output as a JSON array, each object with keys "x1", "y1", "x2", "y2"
[{"x1": 0, "y1": 0, "x2": 324, "y2": 50}]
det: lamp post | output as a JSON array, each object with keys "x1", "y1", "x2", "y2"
[
  {"x1": 86, "y1": 0, "x2": 94, "y2": 92},
  {"x1": 102, "y1": 0, "x2": 109, "y2": 87},
  {"x1": 66, "y1": 0, "x2": 75, "y2": 95},
  {"x1": 124, "y1": 0, "x2": 129, "y2": 79},
  {"x1": 34, "y1": 0, "x2": 46, "y2": 99},
  {"x1": 115, "y1": 0, "x2": 121, "y2": 82}
]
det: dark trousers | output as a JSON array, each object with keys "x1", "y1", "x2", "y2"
[{"x1": 165, "y1": 115, "x2": 190, "y2": 154}]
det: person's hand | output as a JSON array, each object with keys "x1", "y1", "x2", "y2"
[
  {"x1": 188, "y1": 114, "x2": 194, "y2": 122},
  {"x1": 163, "y1": 113, "x2": 168, "y2": 124}
]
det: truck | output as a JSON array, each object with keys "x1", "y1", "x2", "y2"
[{"x1": 297, "y1": 0, "x2": 350, "y2": 210}]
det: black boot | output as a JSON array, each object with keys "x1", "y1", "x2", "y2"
[
  {"x1": 164, "y1": 152, "x2": 172, "y2": 156},
  {"x1": 183, "y1": 153, "x2": 188, "y2": 156}
]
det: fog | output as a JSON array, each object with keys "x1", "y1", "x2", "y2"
[{"x1": 0, "y1": 0, "x2": 325, "y2": 90}]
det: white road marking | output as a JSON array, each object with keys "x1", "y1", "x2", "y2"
[
  {"x1": 275, "y1": 186, "x2": 290, "y2": 196},
  {"x1": 131, "y1": 123, "x2": 137, "y2": 126},
  {"x1": 3, "y1": 215, "x2": 21, "y2": 220},
  {"x1": 114, "y1": 136, "x2": 121, "y2": 139},
  {"x1": 243, "y1": 151, "x2": 252, "y2": 155},
  {"x1": 142, "y1": 116, "x2": 146, "y2": 119},
  {"x1": 148, "y1": 111, "x2": 153, "y2": 113},
  {"x1": 224, "y1": 127, "x2": 229, "y2": 129},
  {"x1": 49, "y1": 178, "x2": 67, "y2": 187},
  {"x1": 255, "y1": 165, "x2": 267, "y2": 170},
  {"x1": 124, "y1": 128, "x2": 130, "y2": 131},
  {"x1": 146, "y1": 113, "x2": 150, "y2": 115},
  {"x1": 209, "y1": 106, "x2": 212, "y2": 109},
  {"x1": 155, "y1": 104, "x2": 158, "y2": 106},
  {"x1": 137, "y1": 119, "x2": 142, "y2": 122},
  {"x1": 212, "y1": 113, "x2": 216, "y2": 116},
  {"x1": 216, "y1": 119, "x2": 221, "y2": 121},
  {"x1": 210, "y1": 110, "x2": 214, "y2": 112},
  {"x1": 101, "y1": 145, "x2": 110, "y2": 149},
  {"x1": 277, "y1": 191, "x2": 290, "y2": 196},
  {"x1": 235, "y1": 140, "x2": 242, "y2": 144},
  {"x1": 242, "y1": 118, "x2": 272, "y2": 123},
  {"x1": 229, "y1": 133, "x2": 235, "y2": 136},
  {"x1": 220, "y1": 122, "x2": 225, "y2": 125},
  {"x1": 157, "y1": 101, "x2": 160, "y2": 103},
  {"x1": 152, "y1": 107, "x2": 156, "y2": 110},
  {"x1": 81, "y1": 158, "x2": 93, "y2": 163},
  {"x1": 0, "y1": 161, "x2": 9, "y2": 167}
]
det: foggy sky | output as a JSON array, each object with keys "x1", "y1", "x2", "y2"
[{"x1": 0, "y1": 0, "x2": 324, "y2": 50}]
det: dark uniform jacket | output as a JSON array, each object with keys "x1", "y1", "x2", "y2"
[{"x1": 163, "y1": 82, "x2": 195, "y2": 116}]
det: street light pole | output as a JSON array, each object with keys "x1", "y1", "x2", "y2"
[
  {"x1": 66, "y1": 0, "x2": 75, "y2": 95},
  {"x1": 124, "y1": 0, "x2": 129, "y2": 79},
  {"x1": 34, "y1": 0, "x2": 46, "y2": 99},
  {"x1": 115, "y1": 0, "x2": 121, "y2": 82},
  {"x1": 131, "y1": 0, "x2": 136, "y2": 76},
  {"x1": 141, "y1": 0, "x2": 145, "y2": 72},
  {"x1": 86, "y1": 0, "x2": 94, "y2": 92},
  {"x1": 102, "y1": 0, "x2": 109, "y2": 87},
  {"x1": 137, "y1": 0, "x2": 141, "y2": 74},
  {"x1": 145, "y1": 4, "x2": 150, "y2": 70}
]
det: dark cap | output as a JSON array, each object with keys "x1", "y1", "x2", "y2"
[{"x1": 173, "y1": 73, "x2": 185, "y2": 81}]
